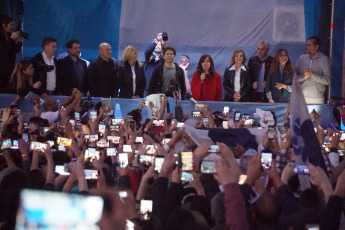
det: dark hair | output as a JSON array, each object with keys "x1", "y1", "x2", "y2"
[
  {"x1": 270, "y1": 49, "x2": 294, "y2": 75},
  {"x1": 66, "y1": 39, "x2": 80, "y2": 49},
  {"x1": 42, "y1": 37, "x2": 57, "y2": 49},
  {"x1": 196, "y1": 54, "x2": 215, "y2": 80},
  {"x1": 163, "y1": 47, "x2": 176, "y2": 56},
  {"x1": 0, "y1": 14, "x2": 13, "y2": 28},
  {"x1": 178, "y1": 55, "x2": 190, "y2": 65},
  {"x1": 308, "y1": 36, "x2": 321, "y2": 47}
]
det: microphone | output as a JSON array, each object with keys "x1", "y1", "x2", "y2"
[{"x1": 201, "y1": 67, "x2": 206, "y2": 83}]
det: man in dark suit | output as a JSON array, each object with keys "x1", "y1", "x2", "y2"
[
  {"x1": 57, "y1": 39, "x2": 88, "y2": 96},
  {"x1": 31, "y1": 37, "x2": 61, "y2": 95}
]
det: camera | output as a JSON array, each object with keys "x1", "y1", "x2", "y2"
[
  {"x1": 79, "y1": 96, "x2": 94, "y2": 111},
  {"x1": 162, "y1": 32, "x2": 168, "y2": 41},
  {"x1": 16, "y1": 15, "x2": 29, "y2": 40}
]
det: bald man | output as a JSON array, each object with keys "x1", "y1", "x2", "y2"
[{"x1": 87, "y1": 43, "x2": 119, "y2": 97}]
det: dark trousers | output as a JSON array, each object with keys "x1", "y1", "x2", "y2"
[{"x1": 251, "y1": 92, "x2": 267, "y2": 102}]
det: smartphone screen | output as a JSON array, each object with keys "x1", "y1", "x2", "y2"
[
  {"x1": 261, "y1": 152, "x2": 272, "y2": 169},
  {"x1": 146, "y1": 145, "x2": 156, "y2": 154},
  {"x1": 69, "y1": 119, "x2": 75, "y2": 127},
  {"x1": 181, "y1": 171, "x2": 193, "y2": 182},
  {"x1": 47, "y1": 140, "x2": 55, "y2": 147},
  {"x1": 1, "y1": 139, "x2": 12, "y2": 150},
  {"x1": 140, "y1": 200, "x2": 153, "y2": 220},
  {"x1": 181, "y1": 151, "x2": 193, "y2": 171},
  {"x1": 57, "y1": 137, "x2": 72, "y2": 147},
  {"x1": 107, "y1": 136, "x2": 121, "y2": 144},
  {"x1": 22, "y1": 133, "x2": 28, "y2": 143},
  {"x1": 98, "y1": 123, "x2": 106, "y2": 136},
  {"x1": 118, "y1": 153, "x2": 128, "y2": 169},
  {"x1": 106, "y1": 148, "x2": 117, "y2": 156},
  {"x1": 202, "y1": 117, "x2": 208, "y2": 127},
  {"x1": 191, "y1": 111, "x2": 201, "y2": 117},
  {"x1": 123, "y1": 145, "x2": 132, "y2": 153},
  {"x1": 340, "y1": 132, "x2": 345, "y2": 141},
  {"x1": 294, "y1": 163, "x2": 310, "y2": 175},
  {"x1": 96, "y1": 139, "x2": 109, "y2": 148},
  {"x1": 154, "y1": 156, "x2": 165, "y2": 173},
  {"x1": 195, "y1": 103, "x2": 205, "y2": 110},
  {"x1": 30, "y1": 142, "x2": 47, "y2": 152},
  {"x1": 90, "y1": 111, "x2": 97, "y2": 122},
  {"x1": 139, "y1": 155, "x2": 154, "y2": 167},
  {"x1": 85, "y1": 148, "x2": 100, "y2": 161},
  {"x1": 208, "y1": 144, "x2": 219, "y2": 153},
  {"x1": 200, "y1": 160, "x2": 216, "y2": 174},
  {"x1": 74, "y1": 112, "x2": 80, "y2": 121},
  {"x1": 238, "y1": 174, "x2": 247, "y2": 185},
  {"x1": 162, "y1": 138, "x2": 171, "y2": 144},
  {"x1": 223, "y1": 106, "x2": 229, "y2": 115},
  {"x1": 234, "y1": 112, "x2": 241, "y2": 121},
  {"x1": 244, "y1": 119, "x2": 254, "y2": 125},
  {"x1": 177, "y1": 122, "x2": 184, "y2": 128},
  {"x1": 153, "y1": 120, "x2": 164, "y2": 126},
  {"x1": 222, "y1": 120, "x2": 229, "y2": 129},
  {"x1": 55, "y1": 165, "x2": 70, "y2": 176},
  {"x1": 276, "y1": 125, "x2": 287, "y2": 143},
  {"x1": 268, "y1": 126, "x2": 276, "y2": 139},
  {"x1": 242, "y1": 114, "x2": 250, "y2": 119},
  {"x1": 84, "y1": 169, "x2": 98, "y2": 180},
  {"x1": 58, "y1": 145, "x2": 66, "y2": 152},
  {"x1": 112, "y1": 118, "x2": 124, "y2": 126},
  {"x1": 135, "y1": 136, "x2": 143, "y2": 144}
]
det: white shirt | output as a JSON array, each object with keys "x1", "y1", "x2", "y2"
[
  {"x1": 42, "y1": 51, "x2": 56, "y2": 91},
  {"x1": 131, "y1": 66, "x2": 136, "y2": 95},
  {"x1": 230, "y1": 65, "x2": 246, "y2": 93}
]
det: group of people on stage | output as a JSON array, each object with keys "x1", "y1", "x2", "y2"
[{"x1": 1, "y1": 14, "x2": 330, "y2": 105}]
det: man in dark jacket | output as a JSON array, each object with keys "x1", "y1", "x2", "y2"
[
  {"x1": 247, "y1": 41, "x2": 273, "y2": 102},
  {"x1": 148, "y1": 47, "x2": 187, "y2": 100},
  {"x1": 87, "y1": 43, "x2": 118, "y2": 98},
  {"x1": 31, "y1": 37, "x2": 61, "y2": 95},
  {"x1": 57, "y1": 39, "x2": 88, "y2": 96}
]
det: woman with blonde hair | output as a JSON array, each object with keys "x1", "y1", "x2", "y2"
[
  {"x1": 10, "y1": 60, "x2": 43, "y2": 104},
  {"x1": 223, "y1": 49, "x2": 251, "y2": 102},
  {"x1": 118, "y1": 45, "x2": 146, "y2": 98}
]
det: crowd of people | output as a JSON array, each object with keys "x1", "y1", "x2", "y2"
[{"x1": 0, "y1": 13, "x2": 343, "y2": 230}]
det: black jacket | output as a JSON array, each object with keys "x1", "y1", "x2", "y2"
[
  {"x1": 87, "y1": 56, "x2": 118, "y2": 98},
  {"x1": 247, "y1": 55, "x2": 273, "y2": 84},
  {"x1": 118, "y1": 61, "x2": 146, "y2": 98},
  {"x1": 148, "y1": 63, "x2": 187, "y2": 100},
  {"x1": 57, "y1": 55, "x2": 88, "y2": 96},
  {"x1": 31, "y1": 52, "x2": 61, "y2": 95},
  {"x1": 223, "y1": 66, "x2": 251, "y2": 102}
]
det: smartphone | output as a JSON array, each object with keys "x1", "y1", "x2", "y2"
[
  {"x1": 17, "y1": 109, "x2": 21, "y2": 115},
  {"x1": 261, "y1": 152, "x2": 272, "y2": 169},
  {"x1": 160, "y1": 95, "x2": 165, "y2": 103},
  {"x1": 208, "y1": 144, "x2": 219, "y2": 153},
  {"x1": 276, "y1": 125, "x2": 287, "y2": 143},
  {"x1": 145, "y1": 101, "x2": 151, "y2": 106},
  {"x1": 55, "y1": 165, "x2": 70, "y2": 176},
  {"x1": 30, "y1": 141, "x2": 47, "y2": 152},
  {"x1": 58, "y1": 145, "x2": 66, "y2": 152},
  {"x1": 294, "y1": 163, "x2": 310, "y2": 175},
  {"x1": 135, "y1": 136, "x2": 143, "y2": 144},
  {"x1": 306, "y1": 224, "x2": 319, "y2": 230},
  {"x1": 146, "y1": 145, "x2": 156, "y2": 154},
  {"x1": 191, "y1": 111, "x2": 201, "y2": 117},
  {"x1": 223, "y1": 106, "x2": 229, "y2": 115},
  {"x1": 139, "y1": 155, "x2": 154, "y2": 167},
  {"x1": 195, "y1": 103, "x2": 205, "y2": 110},
  {"x1": 47, "y1": 140, "x2": 55, "y2": 147},
  {"x1": 234, "y1": 112, "x2": 241, "y2": 121},
  {"x1": 123, "y1": 145, "x2": 132, "y2": 153},
  {"x1": 181, "y1": 171, "x2": 193, "y2": 182},
  {"x1": 88, "y1": 134, "x2": 98, "y2": 142},
  {"x1": 340, "y1": 131, "x2": 345, "y2": 141},
  {"x1": 267, "y1": 126, "x2": 276, "y2": 139},
  {"x1": 154, "y1": 156, "x2": 165, "y2": 173},
  {"x1": 22, "y1": 133, "x2": 28, "y2": 143},
  {"x1": 112, "y1": 118, "x2": 124, "y2": 126},
  {"x1": 74, "y1": 112, "x2": 80, "y2": 121},
  {"x1": 177, "y1": 122, "x2": 184, "y2": 128},
  {"x1": 57, "y1": 137, "x2": 72, "y2": 147},
  {"x1": 153, "y1": 120, "x2": 165, "y2": 126},
  {"x1": 107, "y1": 136, "x2": 121, "y2": 144},
  {"x1": 202, "y1": 117, "x2": 208, "y2": 127},
  {"x1": 129, "y1": 120, "x2": 136, "y2": 131},
  {"x1": 89, "y1": 111, "x2": 97, "y2": 122},
  {"x1": 222, "y1": 120, "x2": 229, "y2": 129},
  {"x1": 162, "y1": 138, "x2": 171, "y2": 144},
  {"x1": 140, "y1": 200, "x2": 153, "y2": 220},
  {"x1": 84, "y1": 169, "x2": 98, "y2": 180},
  {"x1": 242, "y1": 114, "x2": 250, "y2": 120},
  {"x1": 98, "y1": 123, "x2": 106, "y2": 136},
  {"x1": 76, "y1": 123, "x2": 82, "y2": 132},
  {"x1": 10, "y1": 140, "x2": 19, "y2": 149},
  {"x1": 85, "y1": 148, "x2": 99, "y2": 161},
  {"x1": 338, "y1": 149, "x2": 345, "y2": 156},
  {"x1": 200, "y1": 160, "x2": 216, "y2": 174},
  {"x1": 244, "y1": 119, "x2": 254, "y2": 125},
  {"x1": 118, "y1": 152, "x2": 128, "y2": 169},
  {"x1": 96, "y1": 139, "x2": 109, "y2": 148},
  {"x1": 181, "y1": 151, "x2": 193, "y2": 171},
  {"x1": 106, "y1": 148, "x2": 117, "y2": 156},
  {"x1": 152, "y1": 107, "x2": 159, "y2": 118},
  {"x1": 238, "y1": 174, "x2": 247, "y2": 185}
]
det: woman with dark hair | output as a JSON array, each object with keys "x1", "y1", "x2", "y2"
[
  {"x1": 265, "y1": 49, "x2": 294, "y2": 103},
  {"x1": 191, "y1": 54, "x2": 222, "y2": 101},
  {"x1": 223, "y1": 49, "x2": 251, "y2": 102},
  {"x1": 0, "y1": 14, "x2": 22, "y2": 93},
  {"x1": 10, "y1": 60, "x2": 43, "y2": 104}
]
